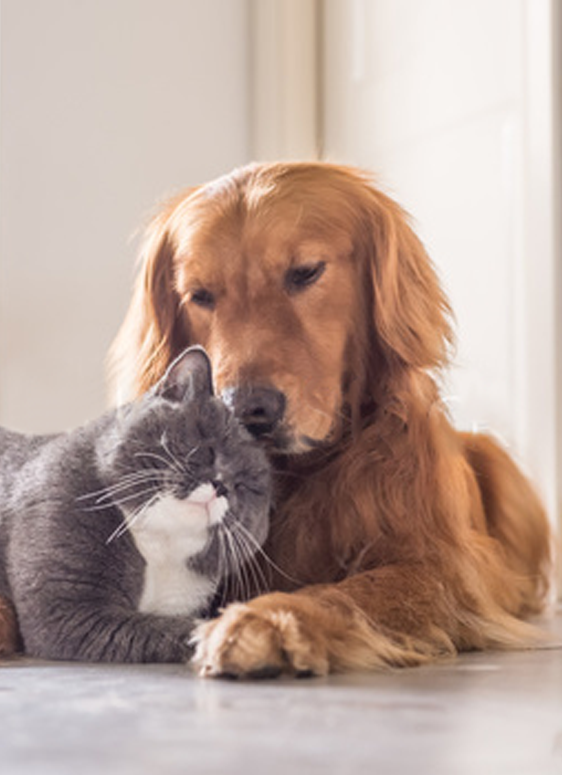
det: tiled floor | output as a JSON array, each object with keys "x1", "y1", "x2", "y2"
[{"x1": 1, "y1": 613, "x2": 561, "y2": 775}]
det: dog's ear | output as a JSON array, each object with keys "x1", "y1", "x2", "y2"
[
  {"x1": 108, "y1": 191, "x2": 197, "y2": 404},
  {"x1": 361, "y1": 186, "x2": 454, "y2": 373}
]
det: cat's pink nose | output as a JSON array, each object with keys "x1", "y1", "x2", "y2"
[
  {"x1": 188, "y1": 483, "x2": 228, "y2": 525},
  {"x1": 211, "y1": 480, "x2": 228, "y2": 498}
]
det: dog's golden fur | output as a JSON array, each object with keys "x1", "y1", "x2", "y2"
[
  {"x1": 0, "y1": 162, "x2": 551, "y2": 672},
  {"x1": 0, "y1": 598, "x2": 19, "y2": 657}
]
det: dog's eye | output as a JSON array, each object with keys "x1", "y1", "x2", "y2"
[
  {"x1": 285, "y1": 261, "x2": 326, "y2": 294},
  {"x1": 189, "y1": 288, "x2": 215, "y2": 310}
]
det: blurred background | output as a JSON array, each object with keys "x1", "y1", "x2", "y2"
[{"x1": 0, "y1": 0, "x2": 560, "y2": 533}]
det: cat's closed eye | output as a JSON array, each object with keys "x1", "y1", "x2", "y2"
[{"x1": 235, "y1": 481, "x2": 264, "y2": 497}]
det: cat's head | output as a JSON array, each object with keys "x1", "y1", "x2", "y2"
[{"x1": 98, "y1": 347, "x2": 272, "y2": 567}]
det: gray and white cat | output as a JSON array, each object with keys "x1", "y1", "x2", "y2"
[{"x1": 0, "y1": 347, "x2": 271, "y2": 662}]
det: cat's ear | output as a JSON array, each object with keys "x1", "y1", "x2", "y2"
[{"x1": 156, "y1": 346, "x2": 214, "y2": 402}]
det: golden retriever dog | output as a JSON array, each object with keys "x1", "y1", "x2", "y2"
[{"x1": 0, "y1": 162, "x2": 551, "y2": 673}]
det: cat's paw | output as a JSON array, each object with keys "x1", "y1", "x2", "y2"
[{"x1": 190, "y1": 594, "x2": 330, "y2": 679}]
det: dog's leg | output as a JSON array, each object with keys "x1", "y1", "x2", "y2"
[
  {"x1": 191, "y1": 559, "x2": 550, "y2": 679},
  {"x1": 191, "y1": 569, "x2": 453, "y2": 678}
]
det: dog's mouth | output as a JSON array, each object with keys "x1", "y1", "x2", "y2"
[
  {"x1": 246, "y1": 424, "x2": 294, "y2": 454},
  {"x1": 246, "y1": 424, "x2": 332, "y2": 456}
]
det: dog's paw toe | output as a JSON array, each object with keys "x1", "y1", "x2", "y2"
[{"x1": 191, "y1": 600, "x2": 329, "y2": 679}]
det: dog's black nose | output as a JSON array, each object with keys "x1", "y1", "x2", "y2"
[{"x1": 222, "y1": 386, "x2": 286, "y2": 438}]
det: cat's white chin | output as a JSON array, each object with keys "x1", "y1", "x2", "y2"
[
  {"x1": 126, "y1": 487, "x2": 229, "y2": 617},
  {"x1": 187, "y1": 482, "x2": 229, "y2": 525}
]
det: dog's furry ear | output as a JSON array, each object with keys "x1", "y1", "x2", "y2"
[
  {"x1": 108, "y1": 192, "x2": 197, "y2": 404},
  {"x1": 361, "y1": 186, "x2": 454, "y2": 373}
]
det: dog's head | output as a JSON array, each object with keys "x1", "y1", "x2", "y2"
[{"x1": 112, "y1": 163, "x2": 452, "y2": 453}]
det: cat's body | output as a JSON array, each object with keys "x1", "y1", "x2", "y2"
[{"x1": 0, "y1": 348, "x2": 271, "y2": 662}]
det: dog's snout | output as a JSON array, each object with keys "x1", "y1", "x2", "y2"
[{"x1": 222, "y1": 386, "x2": 286, "y2": 438}]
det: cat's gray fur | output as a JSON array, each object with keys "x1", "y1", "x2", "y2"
[{"x1": 0, "y1": 347, "x2": 271, "y2": 662}]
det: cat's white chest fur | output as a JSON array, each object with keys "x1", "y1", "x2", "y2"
[{"x1": 127, "y1": 483, "x2": 228, "y2": 617}]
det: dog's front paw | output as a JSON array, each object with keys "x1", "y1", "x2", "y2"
[{"x1": 190, "y1": 595, "x2": 329, "y2": 679}]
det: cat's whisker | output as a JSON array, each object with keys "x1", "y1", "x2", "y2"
[
  {"x1": 229, "y1": 526, "x2": 260, "y2": 601},
  {"x1": 217, "y1": 530, "x2": 231, "y2": 610},
  {"x1": 92, "y1": 478, "x2": 163, "y2": 505},
  {"x1": 179, "y1": 446, "x2": 209, "y2": 479},
  {"x1": 219, "y1": 526, "x2": 232, "y2": 606},
  {"x1": 106, "y1": 500, "x2": 147, "y2": 544},
  {"x1": 218, "y1": 528, "x2": 235, "y2": 602},
  {"x1": 244, "y1": 539, "x2": 271, "y2": 596},
  {"x1": 111, "y1": 469, "x2": 164, "y2": 485},
  {"x1": 232, "y1": 542, "x2": 265, "y2": 598},
  {"x1": 222, "y1": 525, "x2": 250, "y2": 602},
  {"x1": 83, "y1": 486, "x2": 161, "y2": 513},
  {"x1": 183, "y1": 445, "x2": 201, "y2": 463},
  {"x1": 229, "y1": 522, "x2": 270, "y2": 596},
  {"x1": 108, "y1": 468, "x2": 163, "y2": 484},
  {"x1": 105, "y1": 518, "x2": 130, "y2": 545},
  {"x1": 160, "y1": 436, "x2": 189, "y2": 477},
  {"x1": 106, "y1": 492, "x2": 161, "y2": 544},
  {"x1": 221, "y1": 526, "x2": 243, "y2": 601},
  {"x1": 77, "y1": 471, "x2": 164, "y2": 504},
  {"x1": 231, "y1": 520, "x2": 302, "y2": 588},
  {"x1": 133, "y1": 450, "x2": 178, "y2": 471}
]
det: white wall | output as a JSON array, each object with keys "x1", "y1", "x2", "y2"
[
  {"x1": 0, "y1": 0, "x2": 251, "y2": 432},
  {"x1": 323, "y1": 0, "x2": 561, "y2": 526}
]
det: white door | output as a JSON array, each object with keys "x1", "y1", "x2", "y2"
[{"x1": 321, "y1": 0, "x2": 561, "y2": 534}]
